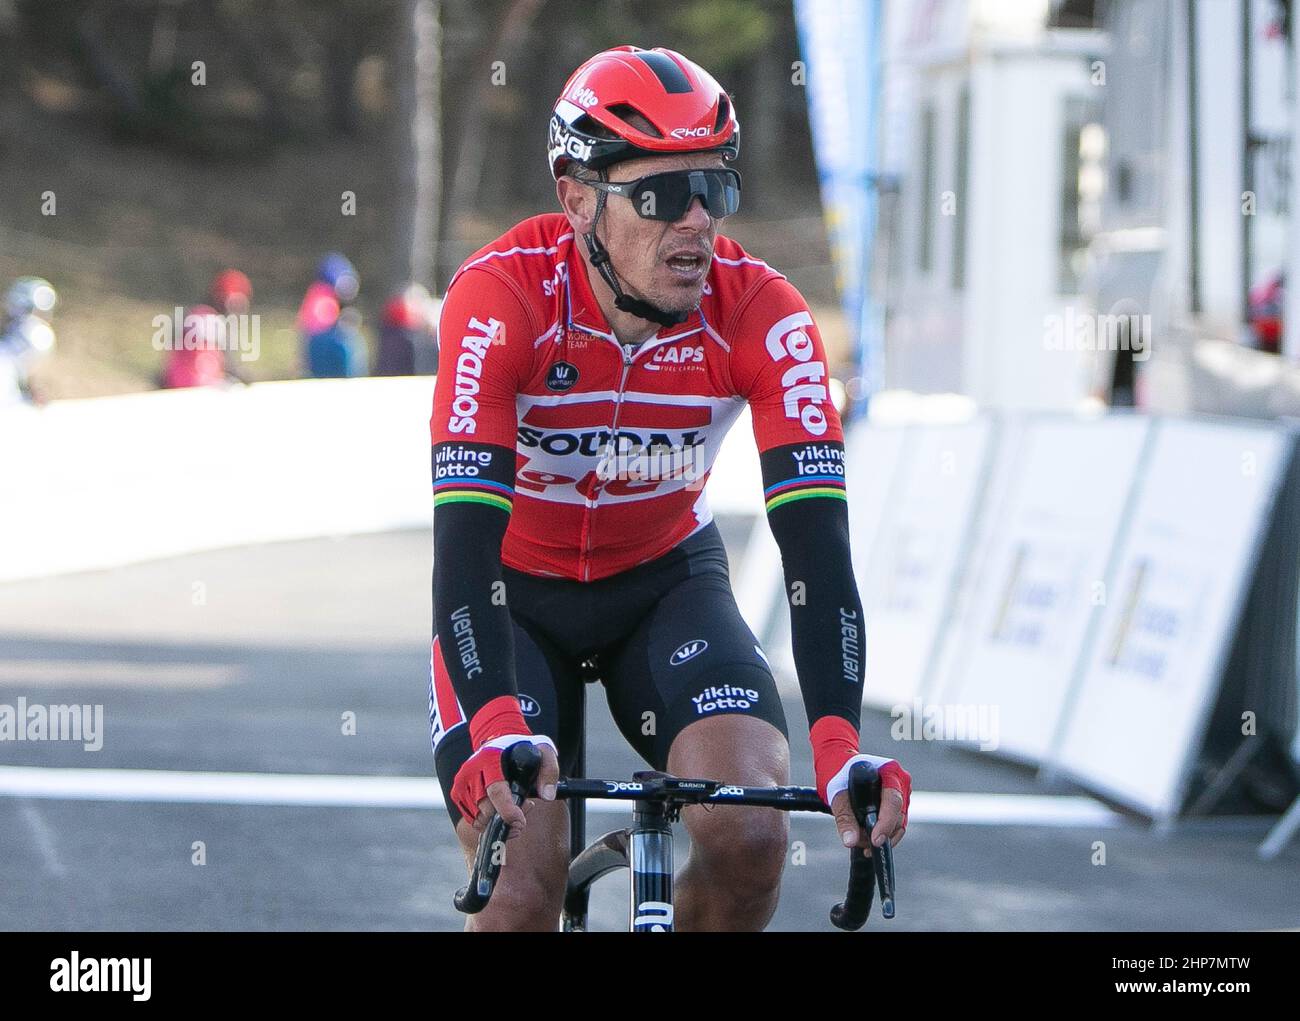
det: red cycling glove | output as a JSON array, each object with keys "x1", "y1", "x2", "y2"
[
  {"x1": 450, "y1": 695, "x2": 556, "y2": 822},
  {"x1": 811, "y1": 716, "x2": 912, "y2": 833}
]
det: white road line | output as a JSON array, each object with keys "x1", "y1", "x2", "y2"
[
  {"x1": 0, "y1": 660, "x2": 242, "y2": 689},
  {"x1": 0, "y1": 766, "x2": 1125, "y2": 826}
]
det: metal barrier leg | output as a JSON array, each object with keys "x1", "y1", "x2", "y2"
[{"x1": 1259, "y1": 795, "x2": 1300, "y2": 859}]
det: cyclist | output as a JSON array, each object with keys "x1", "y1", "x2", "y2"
[{"x1": 430, "y1": 45, "x2": 911, "y2": 931}]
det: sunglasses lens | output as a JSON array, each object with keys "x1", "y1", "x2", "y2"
[
  {"x1": 705, "y1": 171, "x2": 741, "y2": 217},
  {"x1": 633, "y1": 175, "x2": 689, "y2": 221},
  {"x1": 632, "y1": 171, "x2": 741, "y2": 221}
]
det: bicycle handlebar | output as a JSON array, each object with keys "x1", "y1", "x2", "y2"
[
  {"x1": 452, "y1": 742, "x2": 897, "y2": 928},
  {"x1": 452, "y1": 741, "x2": 543, "y2": 915}
]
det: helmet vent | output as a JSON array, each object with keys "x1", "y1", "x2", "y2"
[
  {"x1": 572, "y1": 113, "x2": 618, "y2": 140},
  {"x1": 714, "y1": 94, "x2": 731, "y2": 134},
  {"x1": 607, "y1": 104, "x2": 662, "y2": 138}
]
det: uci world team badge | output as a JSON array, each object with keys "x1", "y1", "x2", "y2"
[{"x1": 546, "y1": 360, "x2": 579, "y2": 392}]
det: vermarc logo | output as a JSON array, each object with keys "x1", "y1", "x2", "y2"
[
  {"x1": 669, "y1": 640, "x2": 708, "y2": 666},
  {"x1": 546, "y1": 361, "x2": 579, "y2": 392}
]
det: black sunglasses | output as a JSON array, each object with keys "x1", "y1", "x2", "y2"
[{"x1": 581, "y1": 168, "x2": 742, "y2": 222}]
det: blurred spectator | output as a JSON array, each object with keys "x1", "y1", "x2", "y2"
[
  {"x1": 300, "y1": 252, "x2": 367, "y2": 378},
  {"x1": 209, "y1": 269, "x2": 254, "y2": 384},
  {"x1": 376, "y1": 284, "x2": 438, "y2": 376},
  {"x1": 210, "y1": 269, "x2": 253, "y2": 316},
  {"x1": 1248, "y1": 271, "x2": 1283, "y2": 354},
  {"x1": 297, "y1": 280, "x2": 340, "y2": 336},
  {"x1": 0, "y1": 276, "x2": 58, "y2": 407},
  {"x1": 161, "y1": 305, "x2": 227, "y2": 389},
  {"x1": 316, "y1": 252, "x2": 359, "y2": 302},
  {"x1": 306, "y1": 307, "x2": 367, "y2": 378}
]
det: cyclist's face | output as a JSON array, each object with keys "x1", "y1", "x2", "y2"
[{"x1": 572, "y1": 153, "x2": 729, "y2": 315}]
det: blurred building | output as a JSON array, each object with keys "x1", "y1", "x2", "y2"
[
  {"x1": 874, "y1": 0, "x2": 1300, "y2": 414},
  {"x1": 875, "y1": 0, "x2": 1107, "y2": 410},
  {"x1": 1090, "y1": 0, "x2": 1298, "y2": 416}
]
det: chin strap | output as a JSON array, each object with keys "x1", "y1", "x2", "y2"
[{"x1": 581, "y1": 171, "x2": 689, "y2": 330}]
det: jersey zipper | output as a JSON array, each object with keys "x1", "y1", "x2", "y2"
[{"x1": 580, "y1": 341, "x2": 635, "y2": 582}]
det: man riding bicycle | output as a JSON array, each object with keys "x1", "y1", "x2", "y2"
[{"x1": 430, "y1": 45, "x2": 911, "y2": 931}]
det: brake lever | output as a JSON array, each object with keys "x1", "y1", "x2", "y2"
[
  {"x1": 859, "y1": 767, "x2": 896, "y2": 920},
  {"x1": 829, "y1": 760, "x2": 896, "y2": 930},
  {"x1": 453, "y1": 741, "x2": 542, "y2": 914}
]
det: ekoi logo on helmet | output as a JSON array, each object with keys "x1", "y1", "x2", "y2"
[
  {"x1": 765, "y1": 311, "x2": 828, "y2": 437},
  {"x1": 548, "y1": 117, "x2": 594, "y2": 166}
]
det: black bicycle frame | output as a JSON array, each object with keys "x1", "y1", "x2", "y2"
[
  {"x1": 562, "y1": 677, "x2": 678, "y2": 931},
  {"x1": 454, "y1": 681, "x2": 896, "y2": 931},
  {"x1": 558, "y1": 774, "x2": 834, "y2": 932}
]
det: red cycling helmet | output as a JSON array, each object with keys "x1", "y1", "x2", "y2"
[{"x1": 548, "y1": 46, "x2": 739, "y2": 179}]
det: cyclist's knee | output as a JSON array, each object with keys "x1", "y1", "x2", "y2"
[{"x1": 688, "y1": 805, "x2": 789, "y2": 894}]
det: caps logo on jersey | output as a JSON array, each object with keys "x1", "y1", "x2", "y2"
[
  {"x1": 546, "y1": 361, "x2": 579, "y2": 392},
  {"x1": 646, "y1": 344, "x2": 704, "y2": 371},
  {"x1": 670, "y1": 639, "x2": 708, "y2": 666}
]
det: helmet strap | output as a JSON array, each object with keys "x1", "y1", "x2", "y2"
[{"x1": 581, "y1": 169, "x2": 689, "y2": 330}]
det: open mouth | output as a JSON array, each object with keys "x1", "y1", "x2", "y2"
[{"x1": 664, "y1": 252, "x2": 708, "y2": 278}]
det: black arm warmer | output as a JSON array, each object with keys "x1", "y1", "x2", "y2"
[
  {"x1": 759, "y1": 440, "x2": 865, "y2": 730},
  {"x1": 431, "y1": 439, "x2": 518, "y2": 723}
]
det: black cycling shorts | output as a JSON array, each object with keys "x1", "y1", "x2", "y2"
[{"x1": 429, "y1": 521, "x2": 788, "y2": 824}]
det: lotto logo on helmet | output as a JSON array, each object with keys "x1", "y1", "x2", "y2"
[
  {"x1": 567, "y1": 86, "x2": 599, "y2": 108},
  {"x1": 447, "y1": 315, "x2": 504, "y2": 435},
  {"x1": 764, "y1": 311, "x2": 828, "y2": 437}
]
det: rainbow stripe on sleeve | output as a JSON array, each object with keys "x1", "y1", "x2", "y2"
[
  {"x1": 763, "y1": 474, "x2": 847, "y2": 514},
  {"x1": 432, "y1": 477, "x2": 514, "y2": 513}
]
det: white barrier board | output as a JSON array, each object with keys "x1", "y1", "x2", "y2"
[
  {"x1": 933, "y1": 415, "x2": 1151, "y2": 762},
  {"x1": 0, "y1": 379, "x2": 436, "y2": 581},
  {"x1": 929, "y1": 416, "x2": 1026, "y2": 705},
  {"x1": 844, "y1": 420, "x2": 909, "y2": 579},
  {"x1": 854, "y1": 419, "x2": 992, "y2": 708},
  {"x1": 1051, "y1": 418, "x2": 1290, "y2": 819},
  {"x1": 743, "y1": 419, "x2": 911, "y2": 685},
  {"x1": 705, "y1": 405, "x2": 765, "y2": 517},
  {"x1": 0, "y1": 378, "x2": 766, "y2": 583}
]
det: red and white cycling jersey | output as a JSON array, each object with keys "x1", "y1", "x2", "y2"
[{"x1": 431, "y1": 212, "x2": 844, "y2": 581}]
